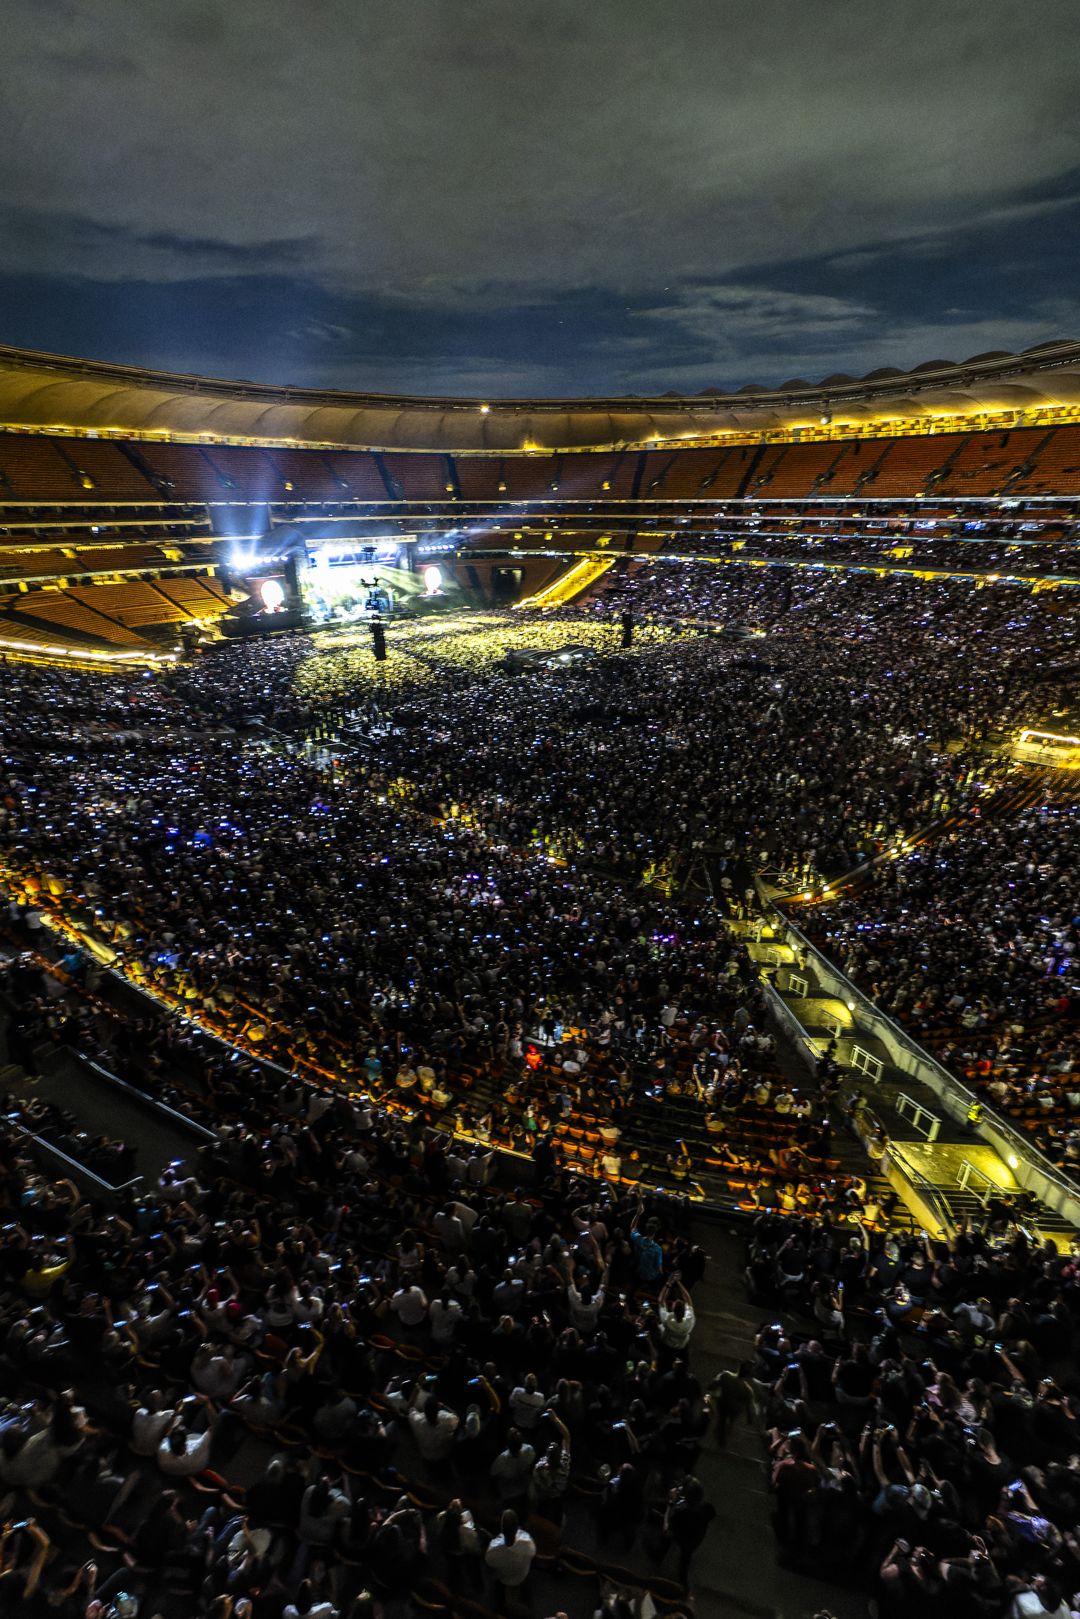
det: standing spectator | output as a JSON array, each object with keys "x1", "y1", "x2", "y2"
[{"x1": 485, "y1": 1509, "x2": 536, "y2": 1610}]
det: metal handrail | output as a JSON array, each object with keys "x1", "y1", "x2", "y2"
[
  {"x1": 896, "y1": 1091, "x2": 942, "y2": 1142},
  {"x1": 957, "y1": 1158, "x2": 996, "y2": 1206},
  {"x1": 854, "y1": 1105, "x2": 954, "y2": 1236},
  {"x1": 74, "y1": 1053, "x2": 219, "y2": 1145},
  {"x1": 6, "y1": 1119, "x2": 143, "y2": 1197},
  {"x1": 758, "y1": 885, "x2": 1080, "y2": 1204}
]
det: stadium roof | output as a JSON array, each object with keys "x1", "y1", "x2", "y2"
[{"x1": 1, "y1": 340, "x2": 1079, "y2": 453}]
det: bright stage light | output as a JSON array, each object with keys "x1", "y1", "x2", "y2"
[
  {"x1": 260, "y1": 578, "x2": 285, "y2": 612},
  {"x1": 423, "y1": 564, "x2": 444, "y2": 595}
]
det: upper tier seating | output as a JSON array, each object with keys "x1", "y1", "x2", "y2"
[
  {"x1": 755, "y1": 442, "x2": 849, "y2": 497},
  {"x1": 323, "y1": 450, "x2": 394, "y2": 499},
  {"x1": 59, "y1": 441, "x2": 161, "y2": 499},
  {"x1": 453, "y1": 456, "x2": 509, "y2": 500},
  {"x1": 0, "y1": 435, "x2": 92, "y2": 500},
  {"x1": 382, "y1": 453, "x2": 455, "y2": 500},
  {"x1": 929, "y1": 430, "x2": 1026, "y2": 496},
  {"x1": 269, "y1": 448, "x2": 350, "y2": 500},
  {"x1": 1009, "y1": 424, "x2": 1080, "y2": 495},
  {"x1": 1, "y1": 424, "x2": 1080, "y2": 510},
  {"x1": 638, "y1": 447, "x2": 753, "y2": 499},
  {"x1": 139, "y1": 444, "x2": 228, "y2": 499}
]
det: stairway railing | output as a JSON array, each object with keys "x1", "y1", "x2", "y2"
[{"x1": 755, "y1": 879, "x2": 1080, "y2": 1229}]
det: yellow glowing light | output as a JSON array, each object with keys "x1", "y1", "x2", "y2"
[{"x1": 1018, "y1": 728, "x2": 1080, "y2": 748}]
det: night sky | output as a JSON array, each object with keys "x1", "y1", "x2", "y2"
[{"x1": 2, "y1": 0, "x2": 1079, "y2": 398}]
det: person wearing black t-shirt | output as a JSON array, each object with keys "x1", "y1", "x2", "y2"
[{"x1": 662, "y1": 1475, "x2": 717, "y2": 1586}]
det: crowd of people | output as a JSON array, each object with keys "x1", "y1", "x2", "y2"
[
  {"x1": 747, "y1": 1208, "x2": 1080, "y2": 1619},
  {"x1": 0, "y1": 564, "x2": 1074, "y2": 1120},
  {"x1": 681, "y1": 534, "x2": 1080, "y2": 577},
  {"x1": 0, "y1": 559, "x2": 1078, "y2": 1618},
  {"x1": 0, "y1": 966, "x2": 724, "y2": 1619},
  {"x1": 812, "y1": 803, "x2": 1080, "y2": 1166}
]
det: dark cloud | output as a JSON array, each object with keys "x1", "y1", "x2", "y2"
[{"x1": 0, "y1": 0, "x2": 1078, "y2": 393}]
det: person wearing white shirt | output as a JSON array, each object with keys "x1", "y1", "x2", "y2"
[
  {"x1": 445, "y1": 1260, "x2": 476, "y2": 1299},
  {"x1": 1011, "y1": 1577, "x2": 1071, "y2": 1619},
  {"x1": 449, "y1": 1198, "x2": 478, "y2": 1233},
  {"x1": 408, "y1": 1393, "x2": 460, "y2": 1462},
  {"x1": 491, "y1": 1429, "x2": 536, "y2": 1504},
  {"x1": 158, "y1": 1408, "x2": 215, "y2": 1476},
  {"x1": 446, "y1": 1148, "x2": 469, "y2": 1182},
  {"x1": 432, "y1": 1209, "x2": 467, "y2": 1252},
  {"x1": 509, "y1": 1373, "x2": 546, "y2": 1431},
  {"x1": 466, "y1": 1148, "x2": 495, "y2": 1185},
  {"x1": 131, "y1": 1391, "x2": 175, "y2": 1457},
  {"x1": 283, "y1": 1579, "x2": 338, "y2": 1619},
  {"x1": 429, "y1": 1293, "x2": 464, "y2": 1346},
  {"x1": 390, "y1": 1284, "x2": 428, "y2": 1329},
  {"x1": 658, "y1": 1276, "x2": 696, "y2": 1357},
  {"x1": 567, "y1": 1279, "x2": 604, "y2": 1334},
  {"x1": 485, "y1": 1509, "x2": 536, "y2": 1595}
]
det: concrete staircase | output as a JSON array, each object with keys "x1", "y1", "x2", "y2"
[
  {"x1": 514, "y1": 555, "x2": 614, "y2": 608},
  {"x1": 730, "y1": 912, "x2": 1080, "y2": 1247}
]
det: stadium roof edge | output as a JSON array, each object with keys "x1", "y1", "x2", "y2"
[{"x1": 0, "y1": 340, "x2": 1079, "y2": 452}]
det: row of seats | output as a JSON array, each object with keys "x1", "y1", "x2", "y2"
[
  {"x1": 14, "y1": 591, "x2": 150, "y2": 645},
  {"x1": 5, "y1": 426, "x2": 1080, "y2": 507},
  {"x1": 0, "y1": 577, "x2": 234, "y2": 647},
  {"x1": 62, "y1": 578, "x2": 232, "y2": 629}
]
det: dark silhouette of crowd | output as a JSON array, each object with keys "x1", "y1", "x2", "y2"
[
  {"x1": 814, "y1": 804, "x2": 1080, "y2": 1172},
  {"x1": 0, "y1": 561, "x2": 1078, "y2": 1619},
  {"x1": 747, "y1": 1208, "x2": 1080, "y2": 1619}
]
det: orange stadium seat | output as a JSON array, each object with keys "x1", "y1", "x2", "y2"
[
  {"x1": 198, "y1": 445, "x2": 283, "y2": 500},
  {"x1": 591, "y1": 451, "x2": 639, "y2": 498},
  {"x1": 928, "y1": 430, "x2": 1022, "y2": 496},
  {"x1": 640, "y1": 447, "x2": 748, "y2": 499},
  {"x1": 139, "y1": 444, "x2": 224, "y2": 500},
  {"x1": 154, "y1": 576, "x2": 233, "y2": 612},
  {"x1": 324, "y1": 451, "x2": 393, "y2": 499},
  {"x1": 0, "y1": 547, "x2": 81, "y2": 579},
  {"x1": 757, "y1": 442, "x2": 848, "y2": 497},
  {"x1": 269, "y1": 449, "x2": 349, "y2": 500},
  {"x1": 382, "y1": 453, "x2": 454, "y2": 500},
  {"x1": 66, "y1": 582, "x2": 190, "y2": 629},
  {"x1": 825, "y1": 438, "x2": 885, "y2": 494},
  {"x1": 494, "y1": 455, "x2": 559, "y2": 501},
  {"x1": 17, "y1": 589, "x2": 150, "y2": 644},
  {"x1": 0, "y1": 613, "x2": 93, "y2": 652},
  {"x1": 0, "y1": 434, "x2": 89, "y2": 500},
  {"x1": 1009, "y1": 424, "x2": 1080, "y2": 495},
  {"x1": 58, "y1": 441, "x2": 161, "y2": 500},
  {"x1": 858, "y1": 434, "x2": 958, "y2": 497},
  {"x1": 454, "y1": 457, "x2": 508, "y2": 500}
]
